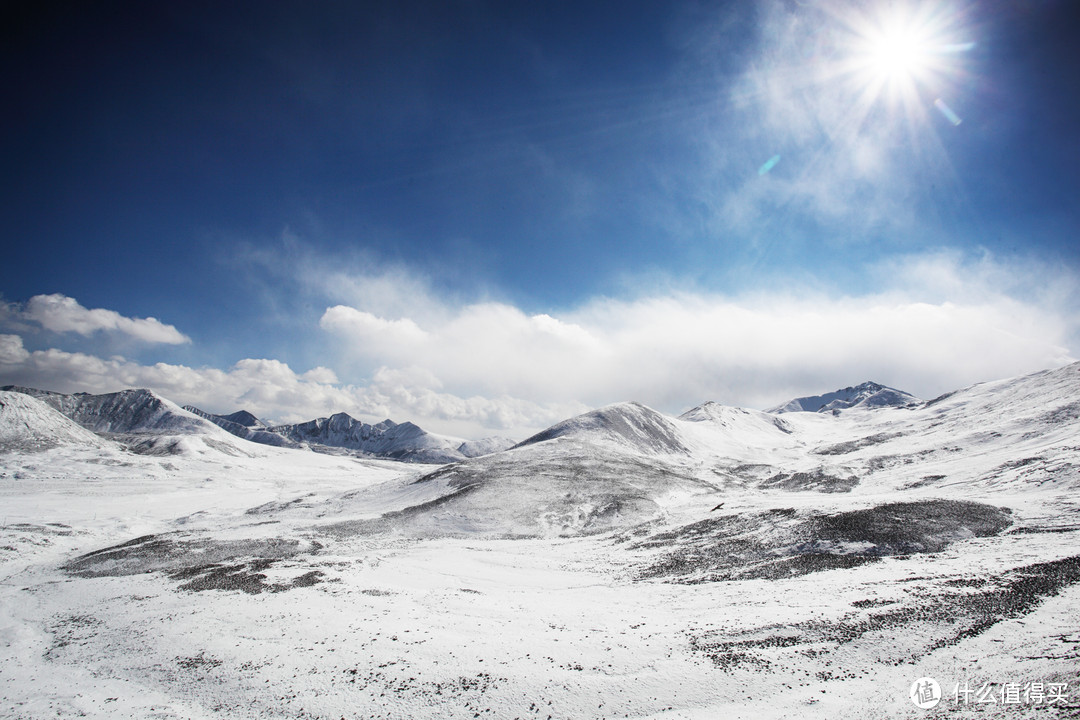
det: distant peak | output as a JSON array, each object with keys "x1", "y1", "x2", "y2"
[
  {"x1": 514, "y1": 400, "x2": 689, "y2": 455},
  {"x1": 769, "y1": 381, "x2": 919, "y2": 414},
  {"x1": 328, "y1": 411, "x2": 357, "y2": 421},
  {"x1": 220, "y1": 410, "x2": 263, "y2": 428}
]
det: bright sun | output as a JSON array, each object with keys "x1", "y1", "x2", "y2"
[
  {"x1": 868, "y1": 26, "x2": 931, "y2": 80},
  {"x1": 839, "y1": 2, "x2": 970, "y2": 114}
]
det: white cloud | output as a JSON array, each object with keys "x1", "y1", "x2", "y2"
[
  {"x1": 0, "y1": 341, "x2": 577, "y2": 439},
  {"x1": 14, "y1": 294, "x2": 190, "y2": 345},
  {"x1": 0, "y1": 334, "x2": 30, "y2": 365},
  {"x1": 317, "y1": 251, "x2": 1077, "y2": 417},
  {"x1": 319, "y1": 306, "x2": 429, "y2": 360},
  {"x1": 1, "y1": 251, "x2": 1076, "y2": 438}
]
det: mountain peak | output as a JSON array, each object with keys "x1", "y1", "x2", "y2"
[
  {"x1": 515, "y1": 401, "x2": 689, "y2": 455},
  {"x1": 219, "y1": 410, "x2": 263, "y2": 428},
  {"x1": 768, "y1": 381, "x2": 920, "y2": 414}
]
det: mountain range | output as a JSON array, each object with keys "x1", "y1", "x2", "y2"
[
  {"x1": 11, "y1": 362, "x2": 1066, "y2": 544},
  {"x1": 0, "y1": 384, "x2": 514, "y2": 463},
  {"x1": 0, "y1": 378, "x2": 921, "y2": 466},
  {"x1": 5, "y1": 364, "x2": 1079, "y2": 539}
]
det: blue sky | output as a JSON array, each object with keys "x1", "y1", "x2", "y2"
[{"x1": 2, "y1": 0, "x2": 1078, "y2": 437}]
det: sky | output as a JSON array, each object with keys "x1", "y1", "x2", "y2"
[{"x1": 2, "y1": 0, "x2": 1078, "y2": 439}]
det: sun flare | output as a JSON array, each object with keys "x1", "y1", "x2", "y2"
[
  {"x1": 852, "y1": 12, "x2": 939, "y2": 96},
  {"x1": 838, "y1": 1, "x2": 971, "y2": 113}
]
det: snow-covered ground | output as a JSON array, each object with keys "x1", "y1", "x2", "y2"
[{"x1": 2, "y1": 365, "x2": 1079, "y2": 719}]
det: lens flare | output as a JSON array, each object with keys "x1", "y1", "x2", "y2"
[
  {"x1": 934, "y1": 98, "x2": 962, "y2": 126},
  {"x1": 758, "y1": 154, "x2": 782, "y2": 176}
]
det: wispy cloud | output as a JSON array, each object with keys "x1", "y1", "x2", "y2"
[{"x1": 3, "y1": 294, "x2": 190, "y2": 345}]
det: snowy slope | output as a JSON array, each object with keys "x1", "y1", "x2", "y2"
[
  {"x1": 318, "y1": 362, "x2": 1080, "y2": 539},
  {"x1": 3, "y1": 386, "x2": 213, "y2": 435},
  {"x1": 457, "y1": 436, "x2": 515, "y2": 458},
  {"x1": 514, "y1": 401, "x2": 690, "y2": 455},
  {"x1": 0, "y1": 390, "x2": 110, "y2": 453}
]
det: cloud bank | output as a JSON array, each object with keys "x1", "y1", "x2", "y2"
[
  {"x1": 0, "y1": 333, "x2": 583, "y2": 438},
  {"x1": 1, "y1": 251, "x2": 1076, "y2": 439},
  {"x1": 317, "y1": 251, "x2": 1076, "y2": 418}
]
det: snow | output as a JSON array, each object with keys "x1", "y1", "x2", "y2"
[{"x1": 2, "y1": 363, "x2": 1079, "y2": 718}]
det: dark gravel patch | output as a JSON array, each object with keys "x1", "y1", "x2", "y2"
[
  {"x1": 691, "y1": 554, "x2": 1080, "y2": 671},
  {"x1": 813, "y1": 433, "x2": 902, "y2": 456},
  {"x1": 62, "y1": 533, "x2": 324, "y2": 593},
  {"x1": 634, "y1": 499, "x2": 1012, "y2": 582},
  {"x1": 172, "y1": 562, "x2": 325, "y2": 594},
  {"x1": 759, "y1": 469, "x2": 859, "y2": 493}
]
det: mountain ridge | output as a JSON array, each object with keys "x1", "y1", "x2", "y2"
[{"x1": 187, "y1": 405, "x2": 514, "y2": 463}]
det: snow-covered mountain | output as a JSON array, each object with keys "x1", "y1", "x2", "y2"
[
  {"x1": 329, "y1": 400, "x2": 807, "y2": 538},
  {"x1": 1, "y1": 386, "x2": 258, "y2": 457},
  {"x1": 2, "y1": 386, "x2": 511, "y2": 463},
  {"x1": 679, "y1": 400, "x2": 794, "y2": 433},
  {"x1": 194, "y1": 407, "x2": 515, "y2": 462},
  {"x1": 456, "y1": 436, "x2": 516, "y2": 458},
  {"x1": 767, "y1": 380, "x2": 920, "y2": 413},
  {"x1": 3, "y1": 386, "x2": 211, "y2": 434},
  {"x1": 514, "y1": 401, "x2": 690, "y2": 455},
  {"x1": 268, "y1": 413, "x2": 468, "y2": 464},
  {"x1": 218, "y1": 410, "x2": 264, "y2": 428},
  {"x1": 307, "y1": 361, "x2": 1080, "y2": 538}
]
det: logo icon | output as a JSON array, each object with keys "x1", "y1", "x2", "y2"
[{"x1": 910, "y1": 677, "x2": 942, "y2": 709}]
